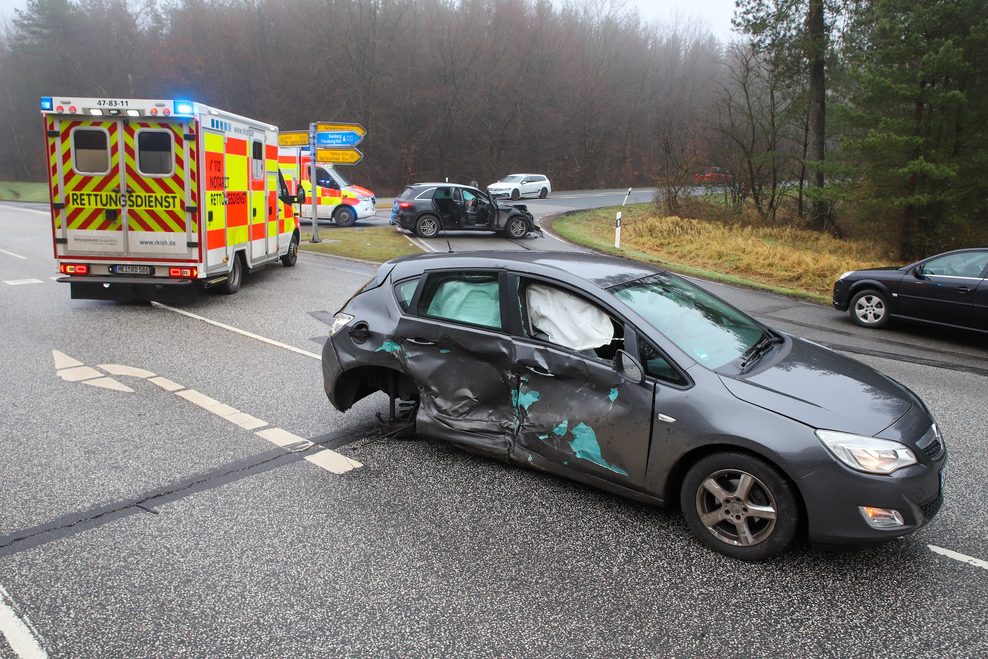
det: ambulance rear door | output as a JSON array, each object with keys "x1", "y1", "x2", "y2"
[{"x1": 47, "y1": 112, "x2": 198, "y2": 263}]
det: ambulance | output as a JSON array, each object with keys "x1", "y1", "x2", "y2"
[
  {"x1": 294, "y1": 148, "x2": 376, "y2": 227},
  {"x1": 41, "y1": 96, "x2": 302, "y2": 302}
]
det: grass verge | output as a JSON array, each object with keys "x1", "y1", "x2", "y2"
[
  {"x1": 299, "y1": 226, "x2": 422, "y2": 262},
  {"x1": 0, "y1": 181, "x2": 49, "y2": 203},
  {"x1": 552, "y1": 205, "x2": 904, "y2": 303}
]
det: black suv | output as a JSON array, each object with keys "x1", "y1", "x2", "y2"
[{"x1": 390, "y1": 183, "x2": 539, "y2": 239}]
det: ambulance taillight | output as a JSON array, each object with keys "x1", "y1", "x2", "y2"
[{"x1": 59, "y1": 264, "x2": 89, "y2": 275}]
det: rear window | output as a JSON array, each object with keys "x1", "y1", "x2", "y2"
[
  {"x1": 72, "y1": 128, "x2": 110, "y2": 175},
  {"x1": 414, "y1": 187, "x2": 437, "y2": 200},
  {"x1": 137, "y1": 130, "x2": 174, "y2": 176},
  {"x1": 396, "y1": 187, "x2": 416, "y2": 200},
  {"x1": 251, "y1": 141, "x2": 264, "y2": 179}
]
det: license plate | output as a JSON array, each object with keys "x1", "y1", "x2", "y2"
[{"x1": 110, "y1": 264, "x2": 153, "y2": 275}]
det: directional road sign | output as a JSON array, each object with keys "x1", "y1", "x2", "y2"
[
  {"x1": 315, "y1": 130, "x2": 364, "y2": 147},
  {"x1": 315, "y1": 122, "x2": 366, "y2": 137},
  {"x1": 315, "y1": 147, "x2": 363, "y2": 165},
  {"x1": 277, "y1": 130, "x2": 310, "y2": 147}
]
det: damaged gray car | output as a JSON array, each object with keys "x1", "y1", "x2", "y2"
[{"x1": 322, "y1": 251, "x2": 946, "y2": 561}]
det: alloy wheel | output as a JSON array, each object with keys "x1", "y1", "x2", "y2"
[
  {"x1": 695, "y1": 469, "x2": 778, "y2": 547},
  {"x1": 854, "y1": 294, "x2": 886, "y2": 325}
]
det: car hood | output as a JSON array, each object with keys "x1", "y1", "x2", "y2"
[
  {"x1": 496, "y1": 201, "x2": 528, "y2": 212},
  {"x1": 849, "y1": 266, "x2": 906, "y2": 276},
  {"x1": 346, "y1": 184, "x2": 374, "y2": 198},
  {"x1": 719, "y1": 337, "x2": 915, "y2": 436}
]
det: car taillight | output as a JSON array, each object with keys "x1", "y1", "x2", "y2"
[
  {"x1": 168, "y1": 267, "x2": 197, "y2": 278},
  {"x1": 398, "y1": 201, "x2": 414, "y2": 209},
  {"x1": 59, "y1": 263, "x2": 89, "y2": 275}
]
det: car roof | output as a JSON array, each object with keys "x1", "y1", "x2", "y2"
[
  {"x1": 409, "y1": 182, "x2": 478, "y2": 190},
  {"x1": 388, "y1": 250, "x2": 663, "y2": 289}
]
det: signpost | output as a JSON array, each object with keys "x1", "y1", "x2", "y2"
[{"x1": 283, "y1": 121, "x2": 367, "y2": 243}]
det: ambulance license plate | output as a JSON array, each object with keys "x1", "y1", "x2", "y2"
[{"x1": 110, "y1": 264, "x2": 153, "y2": 275}]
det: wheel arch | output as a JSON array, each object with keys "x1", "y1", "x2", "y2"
[
  {"x1": 662, "y1": 443, "x2": 808, "y2": 535},
  {"x1": 848, "y1": 279, "x2": 894, "y2": 300},
  {"x1": 332, "y1": 364, "x2": 419, "y2": 411}
]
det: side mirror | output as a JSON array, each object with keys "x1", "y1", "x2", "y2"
[
  {"x1": 912, "y1": 265, "x2": 927, "y2": 279},
  {"x1": 613, "y1": 349, "x2": 644, "y2": 384}
]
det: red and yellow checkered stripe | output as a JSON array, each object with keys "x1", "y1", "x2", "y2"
[
  {"x1": 50, "y1": 118, "x2": 122, "y2": 231},
  {"x1": 122, "y1": 121, "x2": 197, "y2": 233}
]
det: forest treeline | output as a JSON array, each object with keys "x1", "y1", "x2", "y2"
[{"x1": 1, "y1": 0, "x2": 986, "y2": 257}]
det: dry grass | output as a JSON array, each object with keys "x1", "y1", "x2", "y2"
[
  {"x1": 299, "y1": 226, "x2": 422, "y2": 262},
  {"x1": 555, "y1": 205, "x2": 905, "y2": 300}
]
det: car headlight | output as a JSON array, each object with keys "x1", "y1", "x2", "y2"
[
  {"x1": 815, "y1": 430, "x2": 917, "y2": 474},
  {"x1": 839, "y1": 271, "x2": 855, "y2": 280},
  {"x1": 329, "y1": 313, "x2": 354, "y2": 336}
]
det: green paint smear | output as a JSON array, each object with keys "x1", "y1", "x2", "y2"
[
  {"x1": 608, "y1": 387, "x2": 618, "y2": 402},
  {"x1": 375, "y1": 340, "x2": 401, "y2": 354},
  {"x1": 439, "y1": 348, "x2": 451, "y2": 354},
  {"x1": 552, "y1": 420, "x2": 569, "y2": 437},
  {"x1": 537, "y1": 433, "x2": 549, "y2": 440},
  {"x1": 517, "y1": 390, "x2": 540, "y2": 411},
  {"x1": 527, "y1": 455, "x2": 533, "y2": 462},
  {"x1": 568, "y1": 422, "x2": 629, "y2": 476}
]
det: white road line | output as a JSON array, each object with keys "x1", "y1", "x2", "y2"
[
  {"x1": 98, "y1": 364, "x2": 156, "y2": 378},
  {"x1": 0, "y1": 583, "x2": 47, "y2": 659},
  {"x1": 3, "y1": 279, "x2": 43, "y2": 286},
  {"x1": 305, "y1": 448, "x2": 363, "y2": 475},
  {"x1": 52, "y1": 350, "x2": 83, "y2": 370},
  {"x1": 0, "y1": 248, "x2": 26, "y2": 260},
  {"x1": 82, "y1": 377, "x2": 134, "y2": 393},
  {"x1": 0, "y1": 204, "x2": 49, "y2": 217},
  {"x1": 55, "y1": 366, "x2": 103, "y2": 382},
  {"x1": 405, "y1": 234, "x2": 436, "y2": 253},
  {"x1": 148, "y1": 376, "x2": 184, "y2": 392},
  {"x1": 256, "y1": 427, "x2": 313, "y2": 449},
  {"x1": 152, "y1": 302, "x2": 321, "y2": 360},
  {"x1": 928, "y1": 544, "x2": 988, "y2": 570}
]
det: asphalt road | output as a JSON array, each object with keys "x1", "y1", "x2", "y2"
[{"x1": 0, "y1": 196, "x2": 986, "y2": 657}]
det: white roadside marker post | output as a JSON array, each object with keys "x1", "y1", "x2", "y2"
[{"x1": 615, "y1": 187, "x2": 632, "y2": 249}]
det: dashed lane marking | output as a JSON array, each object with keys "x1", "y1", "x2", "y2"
[
  {"x1": 51, "y1": 349, "x2": 360, "y2": 476},
  {"x1": 148, "y1": 376, "x2": 184, "y2": 392},
  {"x1": 928, "y1": 544, "x2": 988, "y2": 571},
  {"x1": 151, "y1": 302, "x2": 321, "y2": 360},
  {"x1": 0, "y1": 582, "x2": 47, "y2": 659},
  {"x1": 3, "y1": 279, "x2": 43, "y2": 286},
  {"x1": 0, "y1": 248, "x2": 27, "y2": 260}
]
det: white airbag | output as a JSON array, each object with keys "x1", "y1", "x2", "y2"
[{"x1": 526, "y1": 283, "x2": 613, "y2": 351}]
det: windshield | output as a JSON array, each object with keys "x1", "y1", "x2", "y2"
[
  {"x1": 499, "y1": 175, "x2": 524, "y2": 182},
  {"x1": 611, "y1": 274, "x2": 764, "y2": 369}
]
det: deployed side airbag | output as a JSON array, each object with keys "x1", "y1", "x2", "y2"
[{"x1": 526, "y1": 283, "x2": 613, "y2": 351}]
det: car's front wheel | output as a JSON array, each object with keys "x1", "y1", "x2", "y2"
[
  {"x1": 505, "y1": 216, "x2": 528, "y2": 238},
  {"x1": 680, "y1": 451, "x2": 800, "y2": 561},
  {"x1": 334, "y1": 206, "x2": 356, "y2": 227},
  {"x1": 415, "y1": 214, "x2": 441, "y2": 238},
  {"x1": 510, "y1": 188, "x2": 520, "y2": 200},
  {"x1": 849, "y1": 289, "x2": 890, "y2": 328}
]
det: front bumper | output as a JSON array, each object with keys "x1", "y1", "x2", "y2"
[
  {"x1": 800, "y1": 449, "x2": 947, "y2": 546},
  {"x1": 833, "y1": 279, "x2": 851, "y2": 311}
]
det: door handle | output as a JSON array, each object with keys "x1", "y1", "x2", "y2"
[
  {"x1": 407, "y1": 337, "x2": 436, "y2": 346},
  {"x1": 958, "y1": 286, "x2": 973, "y2": 294},
  {"x1": 517, "y1": 360, "x2": 554, "y2": 377}
]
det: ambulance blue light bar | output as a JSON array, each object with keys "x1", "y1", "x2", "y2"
[
  {"x1": 40, "y1": 97, "x2": 53, "y2": 111},
  {"x1": 173, "y1": 100, "x2": 194, "y2": 116}
]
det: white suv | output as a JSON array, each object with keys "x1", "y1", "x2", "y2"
[{"x1": 487, "y1": 174, "x2": 552, "y2": 200}]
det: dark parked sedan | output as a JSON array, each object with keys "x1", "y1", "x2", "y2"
[
  {"x1": 390, "y1": 183, "x2": 538, "y2": 239},
  {"x1": 323, "y1": 251, "x2": 946, "y2": 560},
  {"x1": 833, "y1": 247, "x2": 988, "y2": 332}
]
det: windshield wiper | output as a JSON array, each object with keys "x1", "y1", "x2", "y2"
[{"x1": 739, "y1": 331, "x2": 784, "y2": 373}]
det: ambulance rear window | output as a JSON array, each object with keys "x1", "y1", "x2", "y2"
[
  {"x1": 72, "y1": 129, "x2": 110, "y2": 175},
  {"x1": 252, "y1": 141, "x2": 264, "y2": 179},
  {"x1": 137, "y1": 130, "x2": 174, "y2": 176}
]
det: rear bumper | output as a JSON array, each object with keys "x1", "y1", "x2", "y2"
[{"x1": 59, "y1": 276, "x2": 196, "y2": 302}]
